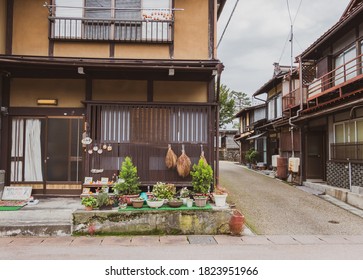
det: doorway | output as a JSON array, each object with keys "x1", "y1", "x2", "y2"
[
  {"x1": 10, "y1": 117, "x2": 83, "y2": 194},
  {"x1": 306, "y1": 129, "x2": 326, "y2": 180}
]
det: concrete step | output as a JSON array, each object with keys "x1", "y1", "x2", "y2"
[{"x1": 0, "y1": 223, "x2": 71, "y2": 237}]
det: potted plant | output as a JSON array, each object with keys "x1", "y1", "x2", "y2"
[
  {"x1": 168, "y1": 198, "x2": 183, "y2": 208},
  {"x1": 152, "y1": 182, "x2": 176, "y2": 202},
  {"x1": 81, "y1": 196, "x2": 97, "y2": 211},
  {"x1": 113, "y1": 156, "x2": 141, "y2": 205},
  {"x1": 212, "y1": 184, "x2": 228, "y2": 207},
  {"x1": 245, "y1": 148, "x2": 258, "y2": 168},
  {"x1": 194, "y1": 196, "x2": 208, "y2": 207},
  {"x1": 146, "y1": 197, "x2": 164, "y2": 209},
  {"x1": 178, "y1": 187, "x2": 190, "y2": 205},
  {"x1": 130, "y1": 197, "x2": 144, "y2": 208},
  {"x1": 96, "y1": 192, "x2": 114, "y2": 210},
  {"x1": 190, "y1": 158, "x2": 213, "y2": 195},
  {"x1": 118, "y1": 196, "x2": 128, "y2": 209}
]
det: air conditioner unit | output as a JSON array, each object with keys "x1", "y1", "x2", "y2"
[
  {"x1": 271, "y1": 155, "x2": 279, "y2": 168},
  {"x1": 288, "y1": 157, "x2": 300, "y2": 173}
]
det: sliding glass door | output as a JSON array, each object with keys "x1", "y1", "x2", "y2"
[{"x1": 11, "y1": 117, "x2": 83, "y2": 193}]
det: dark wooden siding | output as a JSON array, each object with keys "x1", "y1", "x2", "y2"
[{"x1": 86, "y1": 103, "x2": 213, "y2": 185}]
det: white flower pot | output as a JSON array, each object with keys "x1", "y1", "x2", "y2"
[{"x1": 213, "y1": 193, "x2": 228, "y2": 207}]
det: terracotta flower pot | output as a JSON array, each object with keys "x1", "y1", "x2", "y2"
[
  {"x1": 229, "y1": 210, "x2": 245, "y2": 235},
  {"x1": 194, "y1": 196, "x2": 207, "y2": 207},
  {"x1": 84, "y1": 206, "x2": 93, "y2": 211},
  {"x1": 131, "y1": 199, "x2": 144, "y2": 208},
  {"x1": 124, "y1": 194, "x2": 140, "y2": 206}
]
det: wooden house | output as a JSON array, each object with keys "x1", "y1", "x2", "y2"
[
  {"x1": 290, "y1": 0, "x2": 363, "y2": 188},
  {"x1": 0, "y1": 0, "x2": 227, "y2": 195},
  {"x1": 250, "y1": 64, "x2": 299, "y2": 169},
  {"x1": 234, "y1": 103, "x2": 267, "y2": 165}
]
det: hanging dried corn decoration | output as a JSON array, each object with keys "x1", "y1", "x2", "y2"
[
  {"x1": 177, "y1": 145, "x2": 191, "y2": 177},
  {"x1": 165, "y1": 144, "x2": 177, "y2": 169},
  {"x1": 200, "y1": 144, "x2": 207, "y2": 165}
]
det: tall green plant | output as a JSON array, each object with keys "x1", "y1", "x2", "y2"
[
  {"x1": 113, "y1": 157, "x2": 141, "y2": 195},
  {"x1": 190, "y1": 159, "x2": 213, "y2": 194}
]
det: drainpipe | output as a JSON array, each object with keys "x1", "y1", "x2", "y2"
[
  {"x1": 288, "y1": 56, "x2": 304, "y2": 185},
  {"x1": 215, "y1": 66, "x2": 222, "y2": 186}
]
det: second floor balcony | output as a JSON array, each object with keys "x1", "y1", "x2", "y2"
[
  {"x1": 49, "y1": 16, "x2": 173, "y2": 43},
  {"x1": 45, "y1": 2, "x2": 175, "y2": 43},
  {"x1": 306, "y1": 53, "x2": 363, "y2": 108}
]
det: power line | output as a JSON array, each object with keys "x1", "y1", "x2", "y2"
[{"x1": 217, "y1": 0, "x2": 240, "y2": 49}]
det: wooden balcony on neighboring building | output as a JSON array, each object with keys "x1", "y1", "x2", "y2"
[
  {"x1": 306, "y1": 53, "x2": 363, "y2": 109},
  {"x1": 282, "y1": 87, "x2": 307, "y2": 111}
]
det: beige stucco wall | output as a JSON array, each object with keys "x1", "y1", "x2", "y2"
[
  {"x1": 92, "y1": 80, "x2": 147, "y2": 101},
  {"x1": 174, "y1": 0, "x2": 209, "y2": 59},
  {"x1": 154, "y1": 81, "x2": 207, "y2": 102},
  {"x1": 10, "y1": 0, "x2": 210, "y2": 60},
  {"x1": 10, "y1": 78, "x2": 85, "y2": 107},
  {"x1": 12, "y1": 0, "x2": 49, "y2": 55},
  {"x1": 54, "y1": 42, "x2": 110, "y2": 58},
  {"x1": 115, "y1": 44, "x2": 170, "y2": 59},
  {"x1": 0, "y1": 0, "x2": 6, "y2": 54}
]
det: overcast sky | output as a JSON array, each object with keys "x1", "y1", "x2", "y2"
[{"x1": 217, "y1": 0, "x2": 351, "y2": 102}]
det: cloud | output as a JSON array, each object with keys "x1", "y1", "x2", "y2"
[{"x1": 217, "y1": 0, "x2": 351, "y2": 96}]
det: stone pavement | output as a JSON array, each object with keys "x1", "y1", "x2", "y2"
[{"x1": 1, "y1": 234, "x2": 363, "y2": 259}]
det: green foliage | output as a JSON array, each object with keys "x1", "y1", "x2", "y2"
[
  {"x1": 152, "y1": 182, "x2": 176, "y2": 200},
  {"x1": 219, "y1": 84, "x2": 252, "y2": 128},
  {"x1": 245, "y1": 148, "x2": 259, "y2": 164},
  {"x1": 113, "y1": 157, "x2": 141, "y2": 195},
  {"x1": 190, "y1": 159, "x2": 213, "y2": 194},
  {"x1": 96, "y1": 192, "x2": 114, "y2": 207},
  {"x1": 232, "y1": 90, "x2": 251, "y2": 112},
  {"x1": 81, "y1": 196, "x2": 97, "y2": 208},
  {"x1": 219, "y1": 84, "x2": 235, "y2": 128}
]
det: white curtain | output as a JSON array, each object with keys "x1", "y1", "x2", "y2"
[
  {"x1": 11, "y1": 119, "x2": 24, "y2": 181},
  {"x1": 24, "y1": 120, "x2": 43, "y2": 181}
]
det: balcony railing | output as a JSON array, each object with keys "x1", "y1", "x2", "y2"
[
  {"x1": 331, "y1": 142, "x2": 363, "y2": 161},
  {"x1": 282, "y1": 88, "x2": 300, "y2": 111},
  {"x1": 307, "y1": 53, "x2": 363, "y2": 102},
  {"x1": 49, "y1": 16, "x2": 173, "y2": 43}
]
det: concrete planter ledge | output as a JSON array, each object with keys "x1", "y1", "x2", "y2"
[{"x1": 72, "y1": 206, "x2": 233, "y2": 236}]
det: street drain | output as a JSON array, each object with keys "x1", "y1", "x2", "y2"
[
  {"x1": 187, "y1": 236, "x2": 217, "y2": 244},
  {"x1": 328, "y1": 220, "x2": 340, "y2": 224}
]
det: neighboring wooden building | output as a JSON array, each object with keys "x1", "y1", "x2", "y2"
[
  {"x1": 0, "y1": 0, "x2": 227, "y2": 195},
  {"x1": 219, "y1": 128, "x2": 239, "y2": 162},
  {"x1": 292, "y1": 0, "x2": 363, "y2": 188},
  {"x1": 238, "y1": 0, "x2": 363, "y2": 188},
  {"x1": 234, "y1": 104, "x2": 266, "y2": 165},
  {"x1": 250, "y1": 64, "x2": 299, "y2": 169}
]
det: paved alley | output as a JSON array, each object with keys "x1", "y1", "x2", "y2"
[{"x1": 219, "y1": 161, "x2": 363, "y2": 235}]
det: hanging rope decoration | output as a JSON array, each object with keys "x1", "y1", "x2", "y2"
[
  {"x1": 165, "y1": 144, "x2": 177, "y2": 169},
  {"x1": 200, "y1": 144, "x2": 207, "y2": 165},
  {"x1": 176, "y1": 145, "x2": 191, "y2": 178}
]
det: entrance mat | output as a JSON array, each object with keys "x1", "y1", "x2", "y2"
[
  {"x1": 118, "y1": 203, "x2": 212, "y2": 212},
  {"x1": 0, "y1": 206, "x2": 23, "y2": 211},
  {"x1": 0, "y1": 200, "x2": 27, "y2": 207}
]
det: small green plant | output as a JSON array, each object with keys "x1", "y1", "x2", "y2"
[
  {"x1": 113, "y1": 156, "x2": 141, "y2": 195},
  {"x1": 152, "y1": 182, "x2": 176, "y2": 200},
  {"x1": 96, "y1": 192, "x2": 114, "y2": 208},
  {"x1": 190, "y1": 158, "x2": 213, "y2": 194},
  {"x1": 178, "y1": 187, "x2": 190, "y2": 198},
  {"x1": 81, "y1": 196, "x2": 97, "y2": 208},
  {"x1": 245, "y1": 148, "x2": 258, "y2": 164}
]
